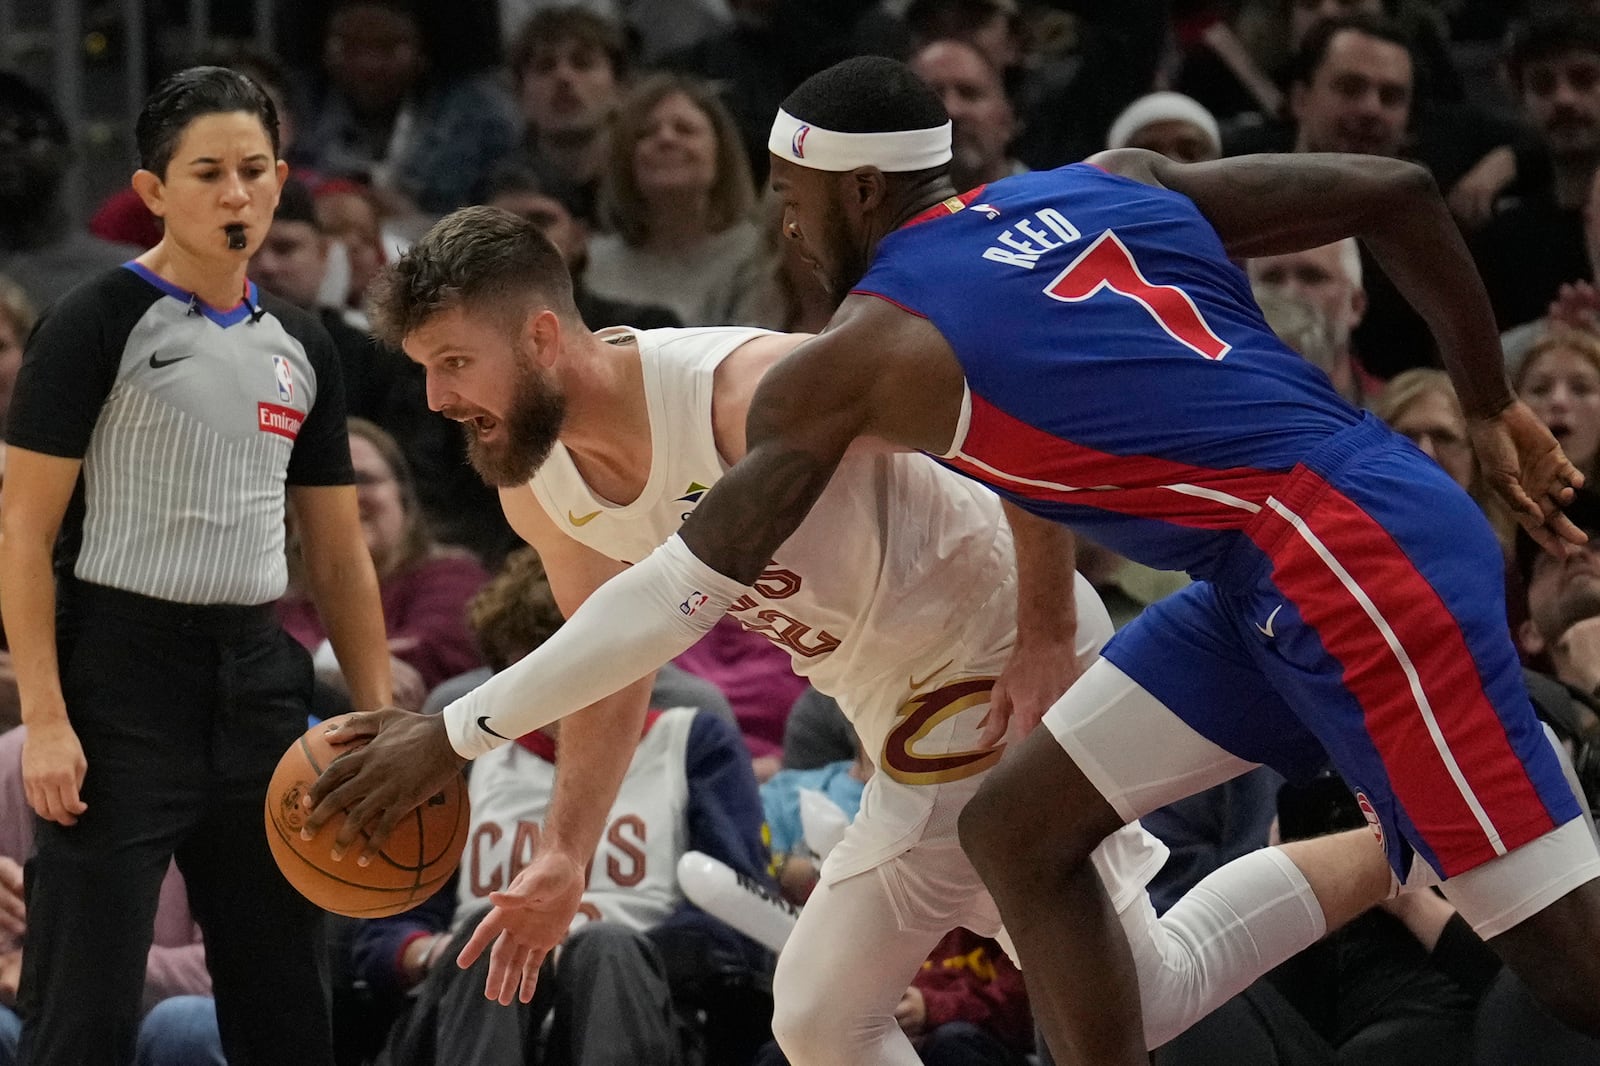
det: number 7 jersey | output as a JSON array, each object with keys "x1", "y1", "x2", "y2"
[{"x1": 854, "y1": 163, "x2": 1368, "y2": 583}]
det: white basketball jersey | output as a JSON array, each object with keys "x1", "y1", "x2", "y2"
[
  {"x1": 529, "y1": 326, "x2": 1013, "y2": 764},
  {"x1": 529, "y1": 327, "x2": 1164, "y2": 892},
  {"x1": 453, "y1": 707, "x2": 696, "y2": 936}
]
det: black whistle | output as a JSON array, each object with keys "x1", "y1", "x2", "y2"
[{"x1": 225, "y1": 223, "x2": 247, "y2": 250}]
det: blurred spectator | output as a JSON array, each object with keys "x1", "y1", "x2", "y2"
[
  {"x1": 908, "y1": 0, "x2": 1165, "y2": 171},
  {"x1": 485, "y1": 163, "x2": 680, "y2": 331},
  {"x1": 505, "y1": 8, "x2": 628, "y2": 227},
  {"x1": 0, "y1": 276, "x2": 33, "y2": 435},
  {"x1": 588, "y1": 76, "x2": 761, "y2": 326},
  {"x1": 1248, "y1": 240, "x2": 1368, "y2": 402},
  {"x1": 1242, "y1": 15, "x2": 1446, "y2": 380},
  {"x1": 1514, "y1": 325, "x2": 1600, "y2": 483},
  {"x1": 355, "y1": 548, "x2": 772, "y2": 1065},
  {"x1": 1373, "y1": 368, "x2": 1516, "y2": 546},
  {"x1": 1471, "y1": 12, "x2": 1600, "y2": 332},
  {"x1": 499, "y1": 0, "x2": 728, "y2": 64},
  {"x1": 1255, "y1": 287, "x2": 1345, "y2": 389},
  {"x1": 1373, "y1": 369, "x2": 1476, "y2": 491},
  {"x1": 909, "y1": 38, "x2": 1022, "y2": 190},
  {"x1": 732, "y1": 194, "x2": 836, "y2": 334},
  {"x1": 0, "y1": 726, "x2": 220, "y2": 1063},
  {"x1": 1287, "y1": 14, "x2": 1413, "y2": 159},
  {"x1": 250, "y1": 177, "x2": 405, "y2": 420},
  {"x1": 905, "y1": 0, "x2": 1021, "y2": 71},
  {"x1": 661, "y1": 0, "x2": 909, "y2": 178},
  {"x1": 0, "y1": 71, "x2": 140, "y2": 311},
  {"x1": 1105, "y1": 91, "x2": 1222, "y2": 163},
  {"x1": 780, "y1": 686, "x2": 856, "y2": 771},
  {"x1": 280, "y1": 419, "x2": 489, "y2": 708},
  {"x1": 1172, "y1": 2, "x2": 1290, "y2": 126},
  {"x1": 90, "y1": 49, "x2": 298, "y2": 252},
  {"x1": 292, "y1": 0, "x2": 517, "y2": 219},
  {"x1": 1517, "y1": 485, "x2": 1600, "y2": 705},
  {"x1": 314, "y1": 180, "x2": 388, "y2": 324}
]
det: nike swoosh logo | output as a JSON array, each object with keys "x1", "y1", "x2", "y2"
[
  {"x1": 1255, "y1": 604, "x2": 1284, "y2": 639},
  {"x1": 148, "y1": 351, "x2": 192, "y2": 369},
  {"x1": 568, "y1": 509, "x2": 602, "y2": 527},
  {"x1": 909, "y1": 659, "x2": 954, "y2": 693},
  {"x1": 477, "y1": 716, "x2": 511, "y2": 741}
]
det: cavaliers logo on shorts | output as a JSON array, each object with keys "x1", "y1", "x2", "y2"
[{"x1": 882, "y1": 677, "x2": 1003, "y2": 786}]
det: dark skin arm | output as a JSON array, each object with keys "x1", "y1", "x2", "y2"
[
  {"x1": 675, "y1": 297, "x2": 965, "y2": 582},
  {"x1": 1093, "y1": 148, "x2": 1585, "y2": 553}
]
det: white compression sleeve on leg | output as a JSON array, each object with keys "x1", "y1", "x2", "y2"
[
  {"x1": 1122, "y1": 846, "x2": 1325, "y2": 1050},
  {"x1": 443, "y1": 534, "x2": 751, "y2": 759}
]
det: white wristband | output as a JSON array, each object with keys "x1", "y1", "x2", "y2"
[{"x1": 443, "y1": 535, "x2": 752, "y2": 759}]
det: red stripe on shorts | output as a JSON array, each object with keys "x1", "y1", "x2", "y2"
[{"x1": 1252, "y1": 482, "x2": 1554, "y2": 875}]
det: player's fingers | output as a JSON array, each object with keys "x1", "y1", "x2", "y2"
[
  {"x1": 457, "y1": 910, "x2": 503, "y2": 971},
  {"x1": 488, "y1": 933, "x2": 522, "y2": 1006},
  {"x1": 519, "y1": 947, "x2": 547, "y2": 1004},
  {"x1": 330, "y1": 790, "x2": 392, "y2": 860},
  {"x1": 359, "y1": 808, "x2": 405, "y2": 865},
  {"x1": 1546, "y1": 509, "x2": 1589, "y2": 550},
  {"x1": 305, "y1": 749, "x2": 364, "y2": 816},
  {"x1": 322, "y1": 710, "x2": 383, "y2": 743},
  {"x1": 977, "y1": 692, "x2": 1012, "y2": 750},
  {"x1": 1521, "y1": 511, "x2": 1573, "y2": 559}
]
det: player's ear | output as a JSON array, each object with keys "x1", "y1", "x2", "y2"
[
  {"x1": 848, "y1": 167, "x2": 890, "y2": 215},
  {"x1": 526, "y1": 307, "x2": 562, "y2": 368}
]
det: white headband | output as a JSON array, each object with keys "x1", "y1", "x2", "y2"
[{"x1": 768, "y1": 108, "x2": 952, "y2": 173}]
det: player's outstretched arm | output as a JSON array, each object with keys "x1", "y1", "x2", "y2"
[{"x1": 1094, "y1": 148, "x2": 1586, "y2": 554}]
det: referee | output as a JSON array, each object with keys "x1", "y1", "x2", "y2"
[{"x1": 0, "y1": 68, "x2": 393, "y2": 1063}]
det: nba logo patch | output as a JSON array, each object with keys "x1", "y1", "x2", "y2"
[
  {"x1": 272, "y1": 355, "x2": 294, "y2": 402},
  {"x1": 1355, "y1": 790, "x2": 1384, "y2": 849},
  {"x1": 791, "y1": 125, "x2": 810, "y2": 159}
]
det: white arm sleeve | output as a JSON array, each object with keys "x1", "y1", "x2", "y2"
[{"x1": 442, "y1": 534, "x2": 752, "y2": 759}]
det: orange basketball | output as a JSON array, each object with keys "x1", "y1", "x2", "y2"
[{"x1": 264, "y1": 717, "x2": 470, "y2": 918}]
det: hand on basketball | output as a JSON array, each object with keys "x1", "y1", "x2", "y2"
[
  {"x1": 457, "y1": 845, "x2": 586, "y2": 1005},
  {"x1": 22, "y1": 716, "x2": 87, "y2": 827},
  {"x1": 978, "y1": 636, "x2": 1083, "y2": 749},
  {"x1": 304, "y1": 708, "x2": 466, "y2": 866},
  {"x1": 1469, "y1": 400, "x2": 1588, "y2": 556}
]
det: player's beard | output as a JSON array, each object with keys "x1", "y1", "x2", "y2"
[{"x1": 464, "y1": 346, "x2": 567, "y2": 487}]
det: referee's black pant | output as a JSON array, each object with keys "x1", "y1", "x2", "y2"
[{"x1": 17, "y1": 582, "x2": 333, "y2": 1066}]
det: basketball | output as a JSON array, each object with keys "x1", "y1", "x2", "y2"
[{"x1": 264, "y1": 717, "x2": 470, "y2": 918}]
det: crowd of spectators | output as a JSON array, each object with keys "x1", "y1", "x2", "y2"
[{"x1": 4, "y1": 0, "x2": 1600, "y2": 1063}]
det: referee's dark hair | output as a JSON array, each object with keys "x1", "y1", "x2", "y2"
[
  {"x1": 780, "y1": 56, "x2": 949, "y2": 136},
  {"x1": 367, "y1": 205, "x2": 581, "y2": 350},
  {"x1": 136, "y1": 65, "x2": 280, "y2": 177}
]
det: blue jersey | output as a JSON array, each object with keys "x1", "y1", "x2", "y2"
[{"x1": 854, "y1": 163, "x2": 1367, "y2": 581}]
